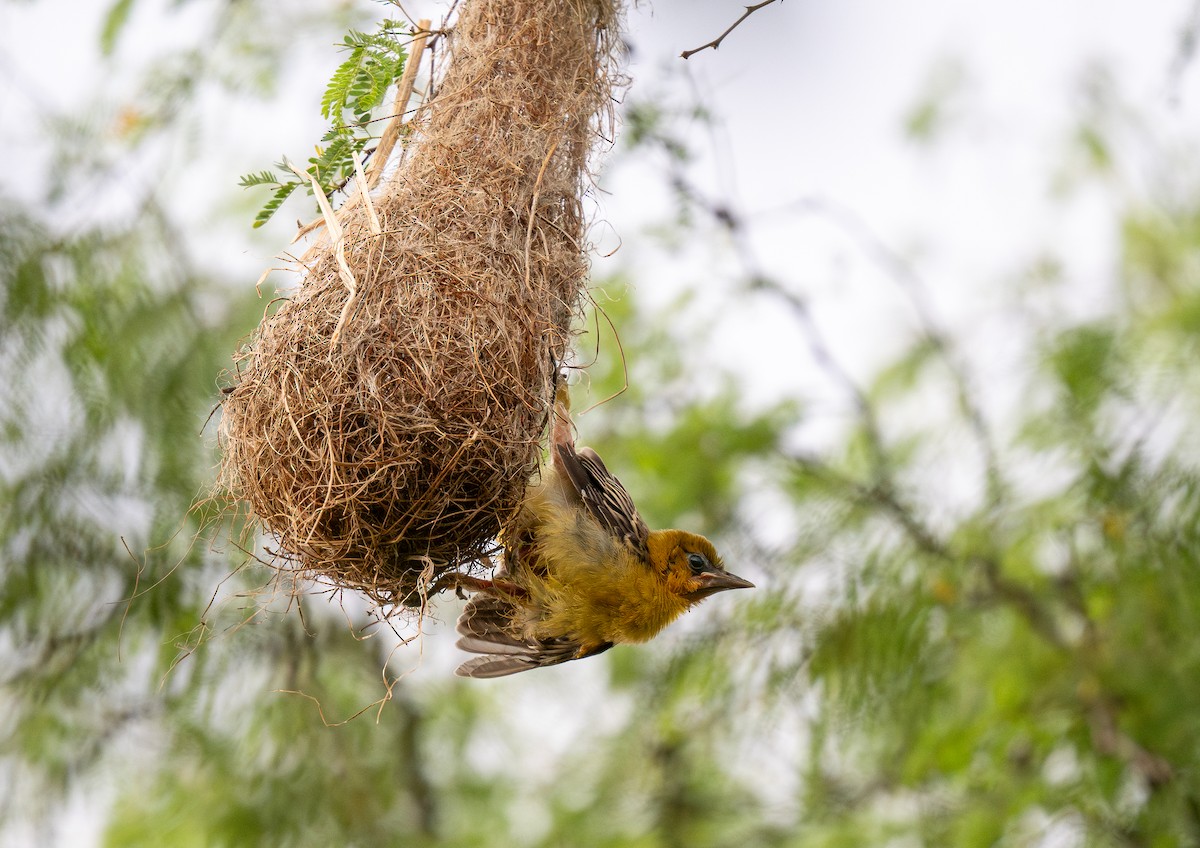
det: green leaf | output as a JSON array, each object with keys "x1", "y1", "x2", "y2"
[
  {"x1": 868, "y1": 335, "x2": 938, "y2": 400},
  {"x1": 251, "y1": 181, "x2": 300, "y2": 228},
  {"x1": 321, "y1": 49, "x2": 365, "y2": 120},
  {"x1": 100, "y1": 0, "x2": 136, "y2": 56},
  {"x1": 1047, "y1": 323, "x2": 1119, "y2": 415},
  {"x1": 237, "y1": 170, "x2": 281, "y2": 188},
  {"x1": 903, "y1": 57, "x2": 966, "y2": 143},
  {"x1": 247, "y1": 20, "x2": 407, "y2": 226}
]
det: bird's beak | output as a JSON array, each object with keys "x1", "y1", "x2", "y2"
[{"x1": 686, "y1": 569, "x2": 755, "y2": 601}]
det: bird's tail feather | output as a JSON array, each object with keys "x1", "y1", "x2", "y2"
[{"x1": 454, "y1": 595, "x2": 581, "y2": 677}]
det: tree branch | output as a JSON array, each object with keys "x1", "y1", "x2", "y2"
[
  {"x1": 681, "y1": 1, "x2": 781, "y2": 59},
  {"x1": 1083, "y1": 692, "x2": 1174, "y2": 787},
  {"x1": 788, "y1": 451, "x2": 1067, "y2": 649},
  {"x1": 787, "y1": 452, "x2": 949, "y2": 562},
  {"x1": 750, "y1": 274, "x2": 893, "y2": 483},
  {"x1": 793, "y1": 197, "x2": 1006, "y2": 510}
]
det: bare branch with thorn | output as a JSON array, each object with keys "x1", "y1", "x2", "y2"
[{"x1": 681, "y1": 1, "x2": 781, "y2": 59}]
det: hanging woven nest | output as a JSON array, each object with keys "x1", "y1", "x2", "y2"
[{"x1": 219, "y1": 0, "x2": 620, "y2": 609}]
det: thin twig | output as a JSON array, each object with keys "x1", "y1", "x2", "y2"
[
  {"x1": 1168, "y1": 0, "x2": 1200, "y2": 106},
  {"x1": 795, "y1": 198, "x2": 1006, "y2": 508},
  {"x1": 368, "y1": 19, "x2": 433, "y2": 188},
  {"x1": 702, "y1": 196, "x2": 894, "y2": 483},
  {"x1": 1083, "y1": 692, "x2": 1174, "y2": 786},
  {"x1": 681, "y1": 1, "x2": 781, "y2": 59},
  {"x1": 789, "y1": 451, "x2": 1066, "y2": 649},
  {"x1": 789, "y1": 452, "x2": 949, "y2": 561},
  {"x1": 751, "y1": 273, "x2": 891, "y2": 481},
  {"x1": 976, "y1": 557, "x2": 1065, "y2": 649},
  {"x1": 656, "y1": 166, "x2": 894, "y2": 483}
]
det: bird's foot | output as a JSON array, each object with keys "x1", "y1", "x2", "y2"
[{"x1": 427, "y1": 571, "x2": 526, "y2": 601}]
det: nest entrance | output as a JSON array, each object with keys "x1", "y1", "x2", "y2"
[{"x1": 219, "y1": 0, "x2": 620, "y2": 608}]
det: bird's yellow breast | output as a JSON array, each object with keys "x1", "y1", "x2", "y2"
[{"x1": 506, "y1": 470, "x2": 691, "y2": 649}]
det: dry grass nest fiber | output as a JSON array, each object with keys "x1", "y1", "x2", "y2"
[{"x1": 220, "y1": 0, "x2": 620, "y2": 609}]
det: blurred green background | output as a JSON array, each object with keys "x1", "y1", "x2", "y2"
[{"x1": 4, "y1": 1, "x2": 1200, "y2": 845}]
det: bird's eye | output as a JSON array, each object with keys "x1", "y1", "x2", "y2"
[{"x1": 687, "y1": 553, "x2": 709, "y2": 574}]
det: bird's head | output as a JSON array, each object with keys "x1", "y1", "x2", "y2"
[{"x1": 648, "y1": 530, "x2": 754, "y2": 605}]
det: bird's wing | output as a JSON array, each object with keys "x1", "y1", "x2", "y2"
[
  {"x1": 554, "y1": 443, "x2": 651, "y2": 559},
  {"x1": 454, "y1": 595, "x2": 611, "y2": 678}
]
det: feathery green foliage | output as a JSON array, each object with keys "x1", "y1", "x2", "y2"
[{"x1": 239, "y1": 18, "x2": 410, "y2": 228}]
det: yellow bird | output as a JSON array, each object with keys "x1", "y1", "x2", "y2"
[{"x1": 450, "y1": 382, "x2": 754, "y2": 678}]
